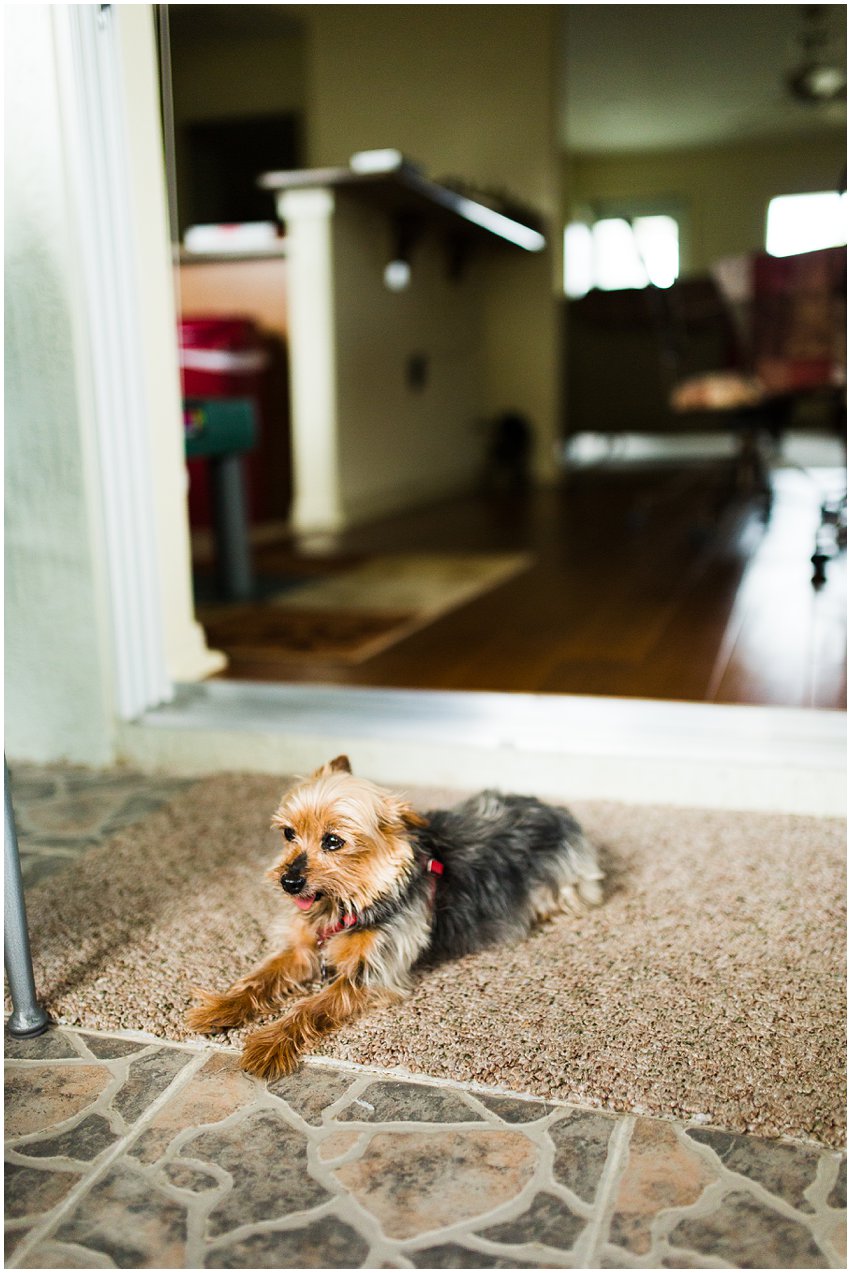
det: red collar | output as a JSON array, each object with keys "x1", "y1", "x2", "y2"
[
  {"x1": 315, "y1": 857, "x2": 443, "y2": 946},
  {"x1": 316, "y1": 911, "x2": 358, "y2": 947}
]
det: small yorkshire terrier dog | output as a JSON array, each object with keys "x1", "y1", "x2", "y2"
[{"x1": 187, "y1": 757, "x2": 603, "y2": 1079}]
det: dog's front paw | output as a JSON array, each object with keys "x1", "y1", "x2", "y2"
[
  {"x1": 241, "y1": 1020, "x2": 302, "y2": 1081},
  {"x1": 186, "y1": 987, "x2": 252, "y2": 1033}
]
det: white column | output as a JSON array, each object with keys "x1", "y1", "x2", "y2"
[
  {"x1": 112, "y1": 6, "x2": 226, "y2": 686},
  {"x1": 55, "y1": 4, "x2": 224, "y2": 715},
  {"x1": 277, "y1": 188, "x2": 345, "y2": 534},
  {"x1": 51, "y1": 3, "x2": 170, "y2": 718}
]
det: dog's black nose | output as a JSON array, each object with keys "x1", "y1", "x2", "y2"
[{"x1": 281, "y1": 872, "x2": 307, "y2": 895}]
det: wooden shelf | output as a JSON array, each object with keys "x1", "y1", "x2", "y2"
[{"x1": 258, "y1": 163, "x2": 547, "y2": 253}]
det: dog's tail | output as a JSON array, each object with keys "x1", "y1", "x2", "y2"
[{"x1": 560, "y1": 832, "x2": 604, "y2": 912}]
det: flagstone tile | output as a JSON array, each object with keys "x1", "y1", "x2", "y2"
[
  {"x1": 686, "y1": 1125, "x2": 825, "y2": 1212},
  {"x1": 4, "y1": 1026, "x2": 81, "y2": 1061},
  {"x1": 408, "y1": 1242, "x2": 548, "y2": 1267},
  {"x1": 316, "y1": 1130, "x2": 364, "y2": 1163},
  {"x1": 159, "y1": 1161, "x2": 221, "y2": 1193},
  {"x1": 21, "y1": 791, "x2": 136, "y2": 839},
  {"x1": 4, "y1": 1013, "x2": 848, "y2": 1271},
  {"x1": 824, "y1": 1213, "x2": 846, "y2": 1263},
  {"x1": 20, "y1": 853, "x2": 85, "y2": 888},
  {"x1": 477, "y1": 1189, "x2": 586, "y2": 1250},
  {"x1": 78, "y1": 1036, "x2": 151, "y2": 1060},
  {"x1": 101, "y1": 787, "x2": 190, "y2": 833},
  {"x1": 548, "y1": 1108, "x2": 618, "y2": 1204},
  {"x1": 475, "y1": 1093, "x2": 551, "y2": 1123},
  {"x1": 827, "y1": 1157, "x2": 846, "y2": 1210},
  {"x1": 9, "y1": 765, "x2": 191, "y2": 862},
  {"x1": 128, "y1": 1052, "x2": 257, "y2": 1165},
  {"x1": 267, "y1": 1065, "x2": 358, "y2": 1125},
  {"x1": 4, "y1": 1162, "x2": 83, "y2": 1221},
  {"x1": 668, "y1": 1189, "x2": 829, "y2": 1268},
  {"x1": 15, "y1": 1238, "x2": 116, "y2": 1268},
  {"x1": 109, "y1": 1047, "x2": 193, "y2": 1126},
  {"x1": 51, "y1": 1161, "x2": 188, "y2": 1268},
  {"x1": 659, "y1": 1255, "x2": 717, "y2": 1269},
  {"x1": 335, "y1": 1078, "x2": 480, "y2": 1124},
  {"x1": 203, "y1": 1216, "x2": 371, "y2": 1268},
  {"x1": 5, "y1": 1065, "x2": 111, "y2": 1138},
  {"x1": 62, "y1": 770, "x2": 174, "y2": 795},
  {"x1": 606, "y1": 1118, "x2": 717, "y2": 1256},
  {"x1": 7, "y1": 770, "x2": 60, "y2": 802},
  {"x1": 333, "y1": 1128, "x2": 538, "y2": 1240},
  {"x1": 4, "y1": 1228, "x2": 30, "y2": 1263},
  {"x1": 12, "y1": 1113, "x2": 119, "y2": 1164},
  {"x1": 185, "y1": 1109, "x2": 332, "y2": 1238}
]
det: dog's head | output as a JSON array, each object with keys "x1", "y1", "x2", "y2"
[{"x1": 269, "y1": 756, "x2": 425, "y2": 917}]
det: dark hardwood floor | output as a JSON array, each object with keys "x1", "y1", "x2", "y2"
[{"x1": 197, "y1": 459, "x2": 847, "y2": 709}]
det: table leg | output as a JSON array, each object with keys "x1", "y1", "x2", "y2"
[{"x1": 210, "y1": 454, "x2": 254, "y2": 602}]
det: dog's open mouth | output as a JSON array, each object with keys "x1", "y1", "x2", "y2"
[{"x1": 293, "y1": 893, "x2": 321, "y2": 911}]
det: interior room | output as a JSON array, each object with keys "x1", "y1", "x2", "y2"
[
  {"x1": 167, "y1": 3, "x2": 846, "y2": 709},
  {"x1": 4, "y1": 5, "x2": 846, "y2": 1269}
]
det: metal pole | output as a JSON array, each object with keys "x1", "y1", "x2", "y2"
[
  {"x1": 4, "y1": 760, "x2": 50, "y2": 1037},
  {"x1": 210, "y1": 454, "x2": 254, "y2": 601}
]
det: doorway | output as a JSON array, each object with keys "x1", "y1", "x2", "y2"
[{"x1": 159, "y1": 3, "x2": 846, "y2": 712}]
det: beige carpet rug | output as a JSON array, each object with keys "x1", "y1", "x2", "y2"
[
  {"x1": 201, "y1": 553, "x2": 532, "y2": 663},
  {"x1": 22, "y1": 775, "x2": 846, "y2": 1148}
]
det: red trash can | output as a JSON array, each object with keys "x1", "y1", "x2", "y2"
[{"x1": 179, "y1": 317, "x2": 269, "y2": 529}]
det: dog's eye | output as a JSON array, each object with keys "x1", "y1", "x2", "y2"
[
  {"x1": 283, "y1": 826, "x2": 296, "y2": 842},
  {"x1": 322, "y1": 832, "x2": 344, "y2": 852}
]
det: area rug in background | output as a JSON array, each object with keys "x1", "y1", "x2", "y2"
[
  {"x1": 200, "y1": 552, "x2": 532, "y2": 662},
  {"x1": 23, "y1": 775, "x2": 846, "y2": 1148}
]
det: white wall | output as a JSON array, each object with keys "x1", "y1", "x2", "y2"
[
  {"x1": 332, "y1": 197, "x2": 486, "y2": 524},
  {"x1": 4, "y1": 5, "x2": 222, "y2": 765},
  {"x1": 567, "y1": 130, "x2": 847, "y2": 275},
  {"x1": 169, "y1": 4, "x2": 563, "y2": 506},
  {"x1": 171, "y1": 29, "x2": 306, "y2": 123},
  {"x1": 303, "y1": 4, "x2": 563, "y2": 481},
  {"x1": 280, "y1": 187, "x2": 486, "y2": 533},
  {"x1": 4, "y1": 5, "x2": 115, "y2": 763}
]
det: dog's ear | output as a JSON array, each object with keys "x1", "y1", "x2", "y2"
[
  {"x1": 311, "y1": 754, "x2": 352, "y2": 779},
  {"x1": 379, "y1": 796, "x2": 427, "y2": 834}
]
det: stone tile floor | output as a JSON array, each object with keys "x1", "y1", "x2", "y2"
[
  {"x1": 7, "y1": 763, "x2": 192, "y2": 890},
  {"x1": 4, "y1": 764, "x2": 848, "y2": 1269}
]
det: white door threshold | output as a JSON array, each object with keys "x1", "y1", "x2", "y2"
[{"x1": 118, "y1": 683, "x2": 846, "y2": 817}]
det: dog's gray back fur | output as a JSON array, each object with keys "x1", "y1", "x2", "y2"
[{"x1": 414, "y1": 790, "x2": 601, "y2": 963}]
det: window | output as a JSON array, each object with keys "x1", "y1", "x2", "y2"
[
  {"x1": 564, "y1": 214, "x2": 680, "y2": 298},
  {"x1": 766, "y1": 190, "x2": 848, "y2": 258}
]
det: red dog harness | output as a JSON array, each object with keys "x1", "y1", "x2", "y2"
[{"x1": 315, "y1": 857, "x2": 443, "y2": 947}]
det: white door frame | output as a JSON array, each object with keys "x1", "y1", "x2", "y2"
[{"x1": 52, "y1": 3, "x2": 224, "y2": 722}]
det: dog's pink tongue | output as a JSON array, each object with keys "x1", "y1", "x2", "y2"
[{"x1": 293, "y1": 895, "x2": 316, "y2": 911}]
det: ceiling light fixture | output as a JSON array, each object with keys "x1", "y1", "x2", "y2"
[{"x1": 787, "y1": 5, "x2": 846, "y2": 104}]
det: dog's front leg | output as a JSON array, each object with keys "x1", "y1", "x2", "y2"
[
  {"x1": 186, "y1": 938, "x2": 318, "y2": 1034},
  {"x1": 240, "y1": 927, "x2": 387, "y2": 1079},
  {"x1": 240, "y1": 974, "x2": 371, "y2": 1080}
]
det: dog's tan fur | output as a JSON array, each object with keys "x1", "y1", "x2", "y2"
[{"x1": 187, "y1": 755, "x2": 602, "y2": 1080}]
